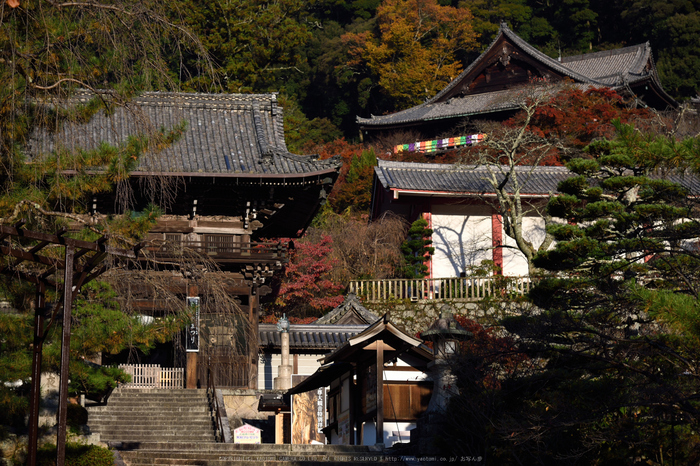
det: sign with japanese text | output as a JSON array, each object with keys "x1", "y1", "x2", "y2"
[{"x1": 186, "y1": 296, "x2": 200, "y2": 352}]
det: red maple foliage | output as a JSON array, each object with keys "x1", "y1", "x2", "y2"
[
  {"x1": 418, "y1": 314, "x2": 527, "y2": 390},
  {"x1": 516, "y1": 87, "x2": 651, "y2": 150},
  {"x1": 305, "y1": 138, "x2": 377, "y2": 213},
  {"x1": 272, "y1": 234, "x2": 345, "y2": 317}
]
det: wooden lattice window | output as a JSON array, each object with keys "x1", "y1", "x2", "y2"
[{"x1": 204, "y1": 234, "x2": 238, "y2": 253}]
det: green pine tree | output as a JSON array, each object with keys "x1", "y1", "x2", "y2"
[{"x1": 401, "y1": 218, "x2": 434, "y2": 279}]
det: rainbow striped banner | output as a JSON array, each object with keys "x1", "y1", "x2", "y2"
[{"x1": 394, "y1": 134, "x2": 486, "y2": 154}]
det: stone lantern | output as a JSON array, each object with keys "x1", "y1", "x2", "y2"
[
  {"x1": 413, "y1": 305, "x2": 471, "y2": 453},
  {"x1": 422, "y1": 305, "x2": 471, "y2": 362}
]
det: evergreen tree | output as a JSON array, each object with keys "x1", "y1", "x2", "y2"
[
  {"x1": 439, "y1": 121, "x2": 700, "y2": 462},
  {"x1": 0, "y1": 0, "x2": 218, "y2": 433},
  {"x1": 401, "y1": 218, "x2": 434, "y2": 278}
]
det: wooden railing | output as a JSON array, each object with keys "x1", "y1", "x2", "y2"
[
  {"x1": 348, "y1": 276, "x2": 532, "y2": 302},
  {"x1": 142, "y1": 240, "x2": 287, "y2": 264},
  {"x1": 118, "y1": 364, "x2": 184, "y2": 389}
]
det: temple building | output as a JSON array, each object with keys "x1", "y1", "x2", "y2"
[
  {"x1": 358, "y1": 22, "x2": 678, "y2": 144},
  {"x1": 27, "y1": 91, "x2": 341, "y2": 389}
]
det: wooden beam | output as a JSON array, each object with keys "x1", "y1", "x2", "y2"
[
  {"x1": 56, "y1": 245, "x2": 74, "y2": 466},
  {"x1": 376, "y1": 339, "x2": 383, "y2": 445}
]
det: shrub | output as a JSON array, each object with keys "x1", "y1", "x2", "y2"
[{"x1": 36, "y1": 442, "x2": 114, "y2": 466}]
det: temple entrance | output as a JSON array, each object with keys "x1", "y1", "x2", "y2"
[{"x1": 198, "y1": 312, "x2": 250, "y2": 388}]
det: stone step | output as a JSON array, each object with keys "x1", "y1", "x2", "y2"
[
  {"x1": 117, "y1": 447, "x2": 396, "y2": 466},
  {"x1": 87, "y1": 388, "x2": 217, "y2": 446},
  {"x1": 121, "y1": 460, "x2": 387, "y2": 466},
  {"x1": 98, "y1": 400, "x2": 208, "y2": 407},
  {"x1": 106, "y1": 395, "x2": 209, "y2": 402},
  {"x1": 100, "y1": 435, "x2": 217, "y2": 443},
  {"x1": 89, "y1": 406, "x2": 209, "y2": 413},
  {"x1": 88, "y1": 419, "x2": 213, "y2": 427},
  {"x1": 109, "y1": 390, "x2": 207, "y2": 395},
  {"x1": 92, "y1": 427, "x2": 214, "y2": 437},
  {"x1": 112, "y1": 442, "x2": 384, "y2": 453}
]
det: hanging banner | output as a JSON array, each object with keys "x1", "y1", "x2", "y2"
[
  {"x1": 291, "y1": 374, "x2": 326, "y2": 444},
  {"x1": 186, "y1": 296, "x2": 200, "y2": 352}
]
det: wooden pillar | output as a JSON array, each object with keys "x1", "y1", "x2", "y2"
[
  {"x1": 248, "y1": 288, "x2": 258, "y2": 389},
  {"x1": 26, "y1": 283, "x2": 46, "y2": 466},
  {"x1": 376, "y1": 340, "x2": 384, "y2": 445},
  {"x1": 275, "y1": 411, "x2": 284, "y2": 444},
  {"x1": 57, "y1": 245, "x2": 75, "y2": 466},
  {"x1": 491, "y1": 211, "x2": 503, "y2": 274},
  {"x1": 348, "y1": 367, "x2": 355, "y2": 445},
  {"x1": 186, "y1": 283, "x2": 198, "y2": 389},
  {"x1": 355, "y1": 368, "x2": 364, "y2": 446}
]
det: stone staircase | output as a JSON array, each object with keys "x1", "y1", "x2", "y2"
[
  {"x1": 87, "y1": 388, "x2": 216, "y2": 444},
  {"x1": 115, "y1": 442, "x2": 394, "y2": 466},
  {"x1": 87, "y1": 388, "x2": 409, "y2": 466}
]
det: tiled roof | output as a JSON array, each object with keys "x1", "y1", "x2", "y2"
[
  {"x1": 259, "y1": 324, "x2": 368, "y2": 351},
  {"x1": 375, "y1": 160, "x2": 572, "y2": 196},
  {"x1": 429, "y1": 22, "x2": 599, "y2": 100},
  {"x1": 315, "y1": 293, "x2": 379, "y2": 325},
  {"x1": 28, "y1": 91, "x2": 340, "y2": 177},
  {"x1": 375, "y1": 160, "x2": 700, "y2": 196},
  {"x1": 357, "y1": 88, "x2": 529, "y2": 128},
  {"x1": 560, "y1": 44, "x2": 651, "y2": 86},
  {"x1": 358, "y1": 23, "x2": 674, "y2": 128}
]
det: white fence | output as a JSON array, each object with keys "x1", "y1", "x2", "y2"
[
  {"x1": 348, "y1": 276, "x2": 531, "y2": 302},
  {"x1": 118, "y1": 364, "x2": 184, "y2": 389}
]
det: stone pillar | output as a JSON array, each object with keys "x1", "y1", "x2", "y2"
[
  {"x1": 273, "y1": 315, "x2": 292, "y2": 390},
  {"x1": 273, "y1": 315, "x2": 292, "y2": 444}
]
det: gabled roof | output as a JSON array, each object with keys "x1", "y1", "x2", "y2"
[
  {"x1": 28, "y1": 91, "x2": 340, "y2": 179},
  {"x1": 358, "y1": 23, "x2": 676, "y2": 131},
  {"x1": 374, "y1": 160, "x2": 700, "y2": 198},
  {"x1": 314, "y1": 293, "x2": 379, "y2": 325},
  {"x1": 288, "y1": 314, "x2": 433, "y2": 394},
  {"x1": 320, "y1": 313, "x2": 432, "y2": 366}
]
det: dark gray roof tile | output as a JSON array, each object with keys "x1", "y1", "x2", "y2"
[
  {"x1": 375, "y1": 160, "x2": 700, "y2": 196},
  {"x1": 259, "y1": 324, "x2": 368, "y2": 351},
  {"x1": 28, "y1": 91, "x2": 340, "y2": 177},
  {"x1": 359, "y1": 23, "x2": 674, "y2": 128}
]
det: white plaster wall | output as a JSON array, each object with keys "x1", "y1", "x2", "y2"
[
  {"x1": 431, "y1": 204, "x2": 553, "y2": 277},
  {"x1": 501, "y1": 214, "x2": 549, "y2": 276},
  {"x1": 384, "y1": 358, "x2": 429, "y2": 382},
  {"x1": 361, "y1": 421, "x2": 416, "y2": 447},
  {"x1": 257, "y1": 353, "x2": 323, "y2": 390},
  {"x1": 431, "y1": 204, "x2": 493, "y2": 278}
]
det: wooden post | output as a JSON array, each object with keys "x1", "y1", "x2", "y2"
[
  {"x1": 275, "y1": 411, "x2": 284, "y2": 444},
  {"x1": 26, "y1": 283, "x2": 46, "y2": 466},
  {"x1": 57, "y1": 245, "x2": 75, "y2": 466},
  {"x1": 249, "y1": 289, "x2": 258, "y2": 389},
  {"x1": 376, "y1": 339, "x2": 384, "y2": 446},
  {"x1": 348, "y1": 367, "x2": 355, "y2": 446},
  {"x1": 187, "y1": 283, "x2": 198, "y2": 389}
]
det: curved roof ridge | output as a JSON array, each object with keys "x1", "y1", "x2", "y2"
[
  {"x1": 427, "y1": 22, "x2": 598, "y2": 105},
  {"x1": 560, "y1": 43, "x2": 648, "y2": 64}
]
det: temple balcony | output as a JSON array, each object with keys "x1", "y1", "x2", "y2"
[{"x1": 140, "y1": 240, "x2": 287, "y2": 265}]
